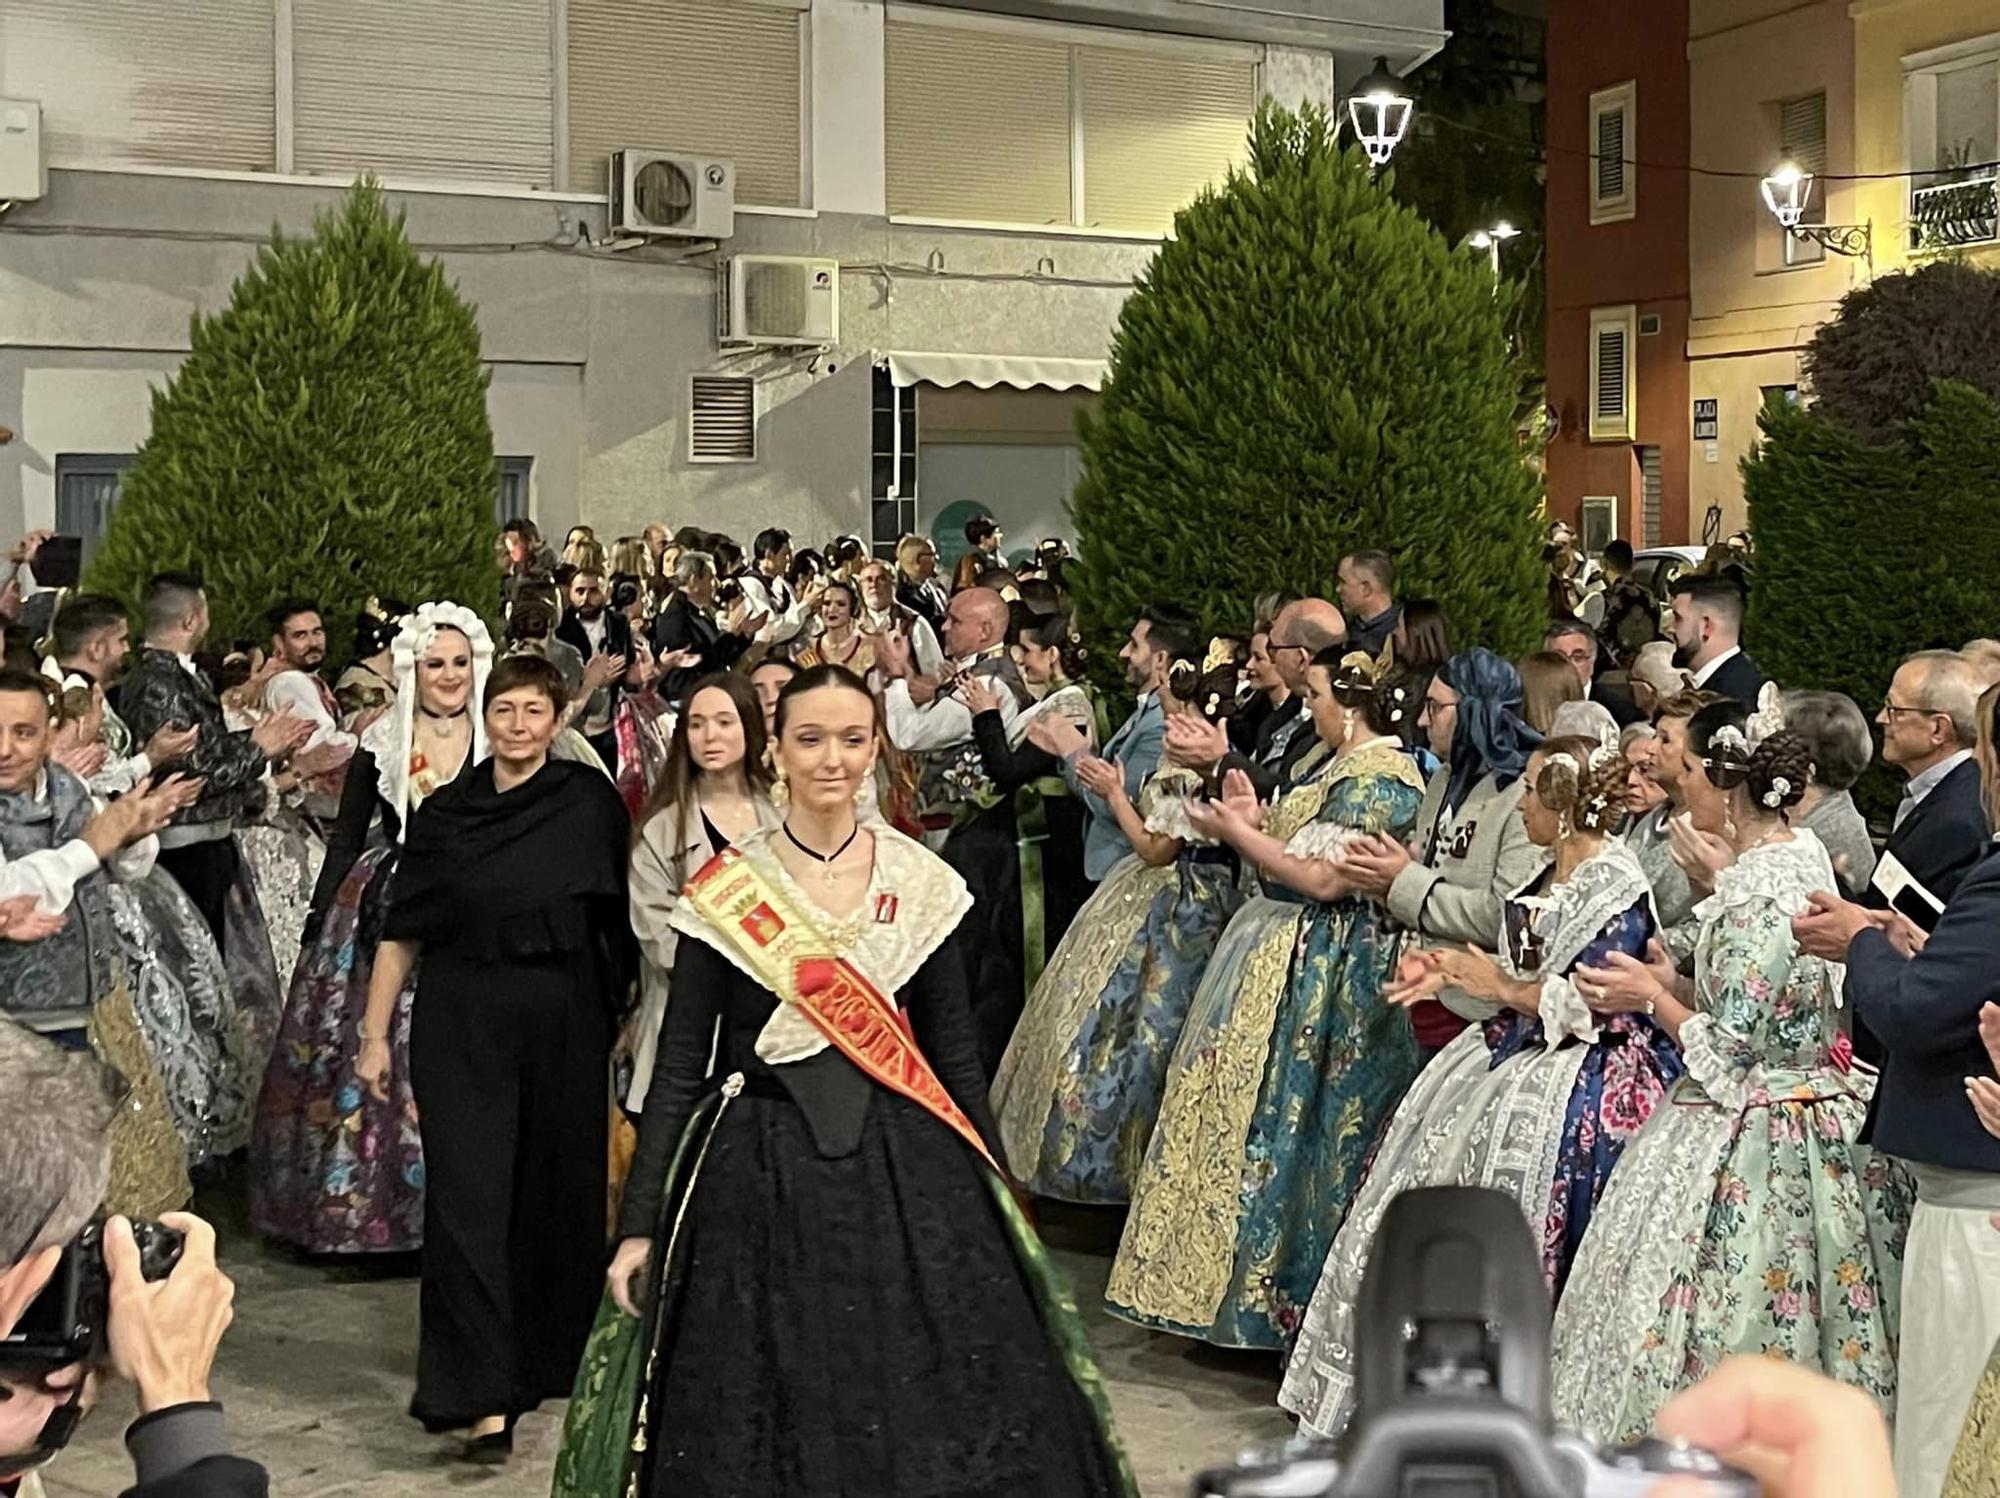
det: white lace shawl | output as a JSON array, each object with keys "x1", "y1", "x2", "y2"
[
  {"x1": 1139, "y1": 766, "x2": 1216, "y2": 845},
  {"x1": 1497, "y1": 838, "x2": 1656, "y2": 1045},
  {"x1": 666, "y1": 823, "x2": 973, "y2": 1066}
]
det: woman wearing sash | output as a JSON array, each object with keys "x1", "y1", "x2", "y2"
[
  {"x1": 1104, "y1": 650, "x2": 1426, "y2": 1350},
  {"x1": 558, "y1": 664, "x2": 1131, "y2": 1498}
]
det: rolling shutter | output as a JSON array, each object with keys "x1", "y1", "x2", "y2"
[
  {"x1": 291, "y1": 0, "x2": 554, "y2": 186},
  {"x1": 1077, "y1": 45, "x2": 1254, "y2": 233},
  {"x1": 0, "y1": 0, "x2": 273, "y2": 171},
  {"x1": 568, "y1": 0, "x2": 801, "y2": 205},
  {"x1": 885, "y1": 21, "x2": 1071, "y2": 225}
]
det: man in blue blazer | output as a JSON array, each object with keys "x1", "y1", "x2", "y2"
[
  {"x1": 1030, "y1": 610, "x2": 1197, "y2": 883},
  {"x1": 1797, "y1": 823, "x2": 2000, "y2": 1498}
]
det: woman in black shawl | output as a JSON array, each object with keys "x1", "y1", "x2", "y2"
[{"x1": 357, "y1": 653, "x2": 634, "y2": 1461}]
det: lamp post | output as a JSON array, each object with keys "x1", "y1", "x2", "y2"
[
  {"x1": 1344, "y1": 56, "x2": 1414, "y2": 168},
  {"x1": 1759, "y1": 160, "x2": 1873, "y2": 265},
  {"x1": 1466, "y1": 220, "x2": 1521, "y2": 276}
]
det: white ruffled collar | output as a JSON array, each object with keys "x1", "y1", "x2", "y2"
[
  {"x1": 1500, "y1": 838, "x2": 1654, "y2": 981},
  {"x1": 1692, "y1": 827, "x2": 1835, "y2": 925}
]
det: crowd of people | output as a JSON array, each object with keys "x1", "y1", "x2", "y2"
[{"x1": 3, "y1": 507, "x2": 2000, "y2": 1497}]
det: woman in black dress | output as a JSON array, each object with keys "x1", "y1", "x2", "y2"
[
  {"x1": 357, "y1": 653, "x2": 634, "y2": 1460},
  {"x1": 555, "y1": 663, "x2": 1131, "y2": 1497}
]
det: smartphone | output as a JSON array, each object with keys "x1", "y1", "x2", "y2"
[{"x1": 32, "y1": 536, "x2": 82, "y2": 590}]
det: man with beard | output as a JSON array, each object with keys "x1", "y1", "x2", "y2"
[
  {"x1": 554, "y1": 566, "x2": 634, "y2": 772},
  {"x1": 264, "y1": 601, "x2": 361, "y2": 817},
  {"x1": 44, "y1": 595, "x2": 199, "y2": 797},
  {"x1": 119, "y1": 574, "x2": 312, "y2": 946},
  {"x1": 1667, "y1": 574, "x2": 1765, "y2": 705},
  {"x1": 854, "y1": 559, "x2": 942, "y2": 678}
]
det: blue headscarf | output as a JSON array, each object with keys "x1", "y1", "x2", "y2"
[{"x1": 1438, "y1": 648, "x2": 1541, "y2": 812}]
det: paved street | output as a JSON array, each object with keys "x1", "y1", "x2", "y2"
[{"x1": 43, "y1": 1194, "x2": 1293, "y2": 1497}]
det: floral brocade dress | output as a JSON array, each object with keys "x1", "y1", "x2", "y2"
[
  {"x1": 1281, "y1": 839, "x2": 1682, "y2": 1437},
  {"x1": 1104, "y1": 739, "x2": 1425, "y2": 1350},
  {"x1": 990, "y1": 767, "x2": 1246, "y2": 1204},
  {"x1": 1549, "y1": 832, "x2": 1913, "y2": 1445}
]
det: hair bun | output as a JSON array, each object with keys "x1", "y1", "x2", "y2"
[{"x1": 1747, "y1": 730, "x2": 1813, "y2": 813}]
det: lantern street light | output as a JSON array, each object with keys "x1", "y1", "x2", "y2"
[
  {"x1": 1759, "y1": 160, "x2": 1873, "y2": 263},
  {"x1": 1345, "y1": 56, "x2": 1414, "y2": 168},
  {"x1": 1467, "y1": 220, "x2": 1522, "y2": 276}
]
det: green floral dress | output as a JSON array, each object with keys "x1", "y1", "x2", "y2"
[{"x1": 1550, "y1": 832, "x2": 1914, "y2": 1445}]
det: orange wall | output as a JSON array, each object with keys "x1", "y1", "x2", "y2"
[{"x1": 1544, "y1": 0, "x2": 1694, "y2": 544}]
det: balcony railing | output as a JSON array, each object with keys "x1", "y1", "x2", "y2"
[{"x1": 1910, "y1": 173, "x2": 2000, "y2": 253}]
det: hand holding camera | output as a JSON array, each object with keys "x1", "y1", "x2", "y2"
[{"x1": 102, "y1": 1214, "x2": 234, "y2": 1415}]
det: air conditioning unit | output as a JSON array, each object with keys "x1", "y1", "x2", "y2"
[
  {"x1": 609, "y1": 149, "x2": 733, "y2": 239},
  {"x1": 724, "y1": 256, "x2": 839, "y2": 348},
  {"x1": 0, "y1": 99, "x2": 46, "y2": 203}
]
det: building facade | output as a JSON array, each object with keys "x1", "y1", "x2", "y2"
[
  {"x1": 1545, "y1": 0, "x2": 2000, "y2": 544},
  {"x1": 0, "y1": 0, "x2": 1445, "y2": 559}
]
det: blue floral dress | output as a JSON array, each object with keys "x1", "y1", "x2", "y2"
[
  {"x1": 1282, "y1": 839, "x2": 1682, "y2": 1436},
  {"x1": 1105, "y1": 739, "x2": 1426, "y2": 1349},
  {"x1": 991, "y1": 768, "x2": 1245, "y2": 1203},
  {"x1": 1548, "y1": 832, "x2": 1914, "y2": 1445}
]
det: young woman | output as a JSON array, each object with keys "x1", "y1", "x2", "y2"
[
  {"x1": 358, "y1": 654, "x2": 634, "y2": 1459},
  {"x1": 1281, "y1": 735, "x2": 1683, "y2": 1436},
  {"x1": 1105, "y1": 651, "x2": 1427, "y2": 1350},
  {"x1": 989, "y1": 642, "x2": 1245, "y2": 1204},
  {"x1": 965, "y1": 612, "x2": 1100, "y2": 970},
  {"x1": 796, "y1": 580, "x2": 876, "y2": 679},
  {"x1": 334, "y1": 595, "x2": 411, "y2": 727},
  {"x1": 251, "y1": 604, "x2": 488, "y2": 1255},
  {"x1": 1549, "y1": 699, "x2": 1911, "y2": 1445},
  {"x1": 625, "y1": 673, "x2": 775, "y2": 1111},
  {"x1": 556, "y1": 664, "x2": 1131, "y2": 1498},
  {"x1": 1231, "y1": 627, "x2": 1290, "y2": 755}
]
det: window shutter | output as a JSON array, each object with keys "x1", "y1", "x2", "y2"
[
  {"x1": 0, "y1": 0, "x2": 273, "y2": 171},
  {"x1": 885, "y1": 21, "x2": 1071, "y2": 225},
  {"x1": 568, "y1": 0, "x2": 801, "y2": 204},
  {"x1": 1779, "y1": 93, "x2": 1827, "y2": 174},
  {"x1": 53, "y1": 455, "x2": 134, "y2": 563},
  {"x1": 1594, "y1": 107, "x2": 1626, "y2": 201},
  {"x1": 1077, "y1": 46, "x2": 1254, "y2": 233},
  {"x1": 291, "y1": 0, "x2": 553, "y2": 186},
  {"x1": 1588, "y1": 307, "x2": 1637, "y2": 442},
  {"x1": 689, "y1": 375, "x2": 756, "y2": 463}
]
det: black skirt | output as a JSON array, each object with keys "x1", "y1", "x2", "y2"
[{"x1": 634, "y1": 1081, "x2": 1124, "y2": 1497}]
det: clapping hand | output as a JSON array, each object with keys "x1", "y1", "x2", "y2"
[
  {"x1": 7, "y1": 529, "x2": 55, "y2": 567},
  {"x1": 1338, "y1": 831, "x2": 1413, "y2": 898},
  {"x1": 1028, "y1": 714, "x2": 1091, "y2": 762},
  {"x1": 959, "y1": 676, "x2": 1002, "y2": 717},
  {"x1": 143, "y1": 722, "x2": 200, "y2": 765},
  {"x1": 251, "y1": 707, "x2": 313, "y2": 759},
  {"x1": 1163, "y1": 714, "x2": 1229, "y2": 771},
  {"x1": 1073, "y1": 755, "x2": 1124, "y2": 802},
  {"x1": 581, "y1": 651, "x2": 627, "y2": 694},
  {"x1": 875, "y1": 629, "x2": 914, "y2": 681},
  {"x1": 51, "y1": 737, "x2": 109, "y2": 781},
  {"x1": 1965, "y1": 1004, "x2": 2000, "y2": 1140},
  {"x1": 1790, "y1": 891, "x2": 1873, "y2": 963},
  {"x1": 1666, "y1": 811, "x2": 1735, "y2": 891},
  {"x1": 1574, "y1": 938, "x2": 1676, "y2": 1015},
  {"x1": 1218, "y1": 768, "x2": 1265, "y2": 829},
  {"x1": 1385, "y1": 950, "x2": 1447, "y2": 1007},
  {"x1": 0, "y1": 893, "x2": 65, "y2": 943}
]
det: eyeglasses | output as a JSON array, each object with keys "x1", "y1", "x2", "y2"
[
  {"x1": 1268, "y1": 642, "x2": 1310, "y2": 658},
  {"x1": 1881, "y1": 699, "x2": 1944, "y2": 721},
  {"x1": 1417, "y1": 697, "x2": 1455, "y2": 720}
]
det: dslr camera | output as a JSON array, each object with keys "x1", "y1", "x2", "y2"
[
  {"x1": 0, "y1": 1219, "x2": 185, "y2": 1372},
  {"x1": 1194, "y1": 1188, "x2": 1754, "y2": 1498}
]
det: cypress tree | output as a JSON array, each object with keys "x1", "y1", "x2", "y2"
[
  {"x1": 1071, "y1": 102, "x2": 1545, "y2": 662},
  {"x1": 89, "y1": 180, "x2": 496, "y2": 653}
]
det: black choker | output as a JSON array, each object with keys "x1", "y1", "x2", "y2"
[
  {"x1": 419, "y1": 706, "x2": 469, "y2": 721},
  {"x1": 784, "y1": 821, "x2": 860, "y2": 881}
]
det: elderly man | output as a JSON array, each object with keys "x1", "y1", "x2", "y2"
[
  {"x1": 855, "y1": 559, "x2": 942, "y2": 679},
  {"x1": 1335, "y1": 550, "x2": 1400, "y2": 657},
  {"x1": 0, "y1": 1025, "x2": 266, "y2": 1497},
  {"x1": 1869, "y1": 649, "x2": 1996, "y2": 921},
  {"x1": 648, "y1": 551, "x2": 763, "y2": 707},
  {"x1": 880, "y1": 587, "x2": 1030, "y2": 1067},
  {"x1": 1544, "y1": 618, "x2": 1642, "y2": 728}
]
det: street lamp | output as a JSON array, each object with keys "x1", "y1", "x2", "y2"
[
  {"x1": 1759, "y1": 159, "x2": 1873, "y2": 263},
  {"x1": 1467, "y1": 220, "x2": 1521, "y2": 276},
  {"x1": 1345, "y1": 56, "x2": 1414, "y2": 168}
]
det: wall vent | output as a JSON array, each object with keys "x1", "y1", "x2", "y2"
[{"x1": 689, "y1": 375, "x2": 756, "y2": 463}]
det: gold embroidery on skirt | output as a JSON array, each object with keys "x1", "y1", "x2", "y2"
[
  {"x1": 90, "y1": 968, "x2": 192, "y2": 1221},
  {"x1": 991, "y1": 857, "x2": 1178, "y2": 1177}
]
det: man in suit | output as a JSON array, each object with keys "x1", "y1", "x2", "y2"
[
  {"x1": 1026, "y1": 609, "x2": 1193, "y2": 884},
  {"x1": 649, "y1": 551, "x2": 761, "y2": 707},
  {"x1": 118, "y1": 573, "x2": 313, "y2": 949},
  {"x1": 0, "y1": 1025, "x2": 269, "y2": 1497},
  {"x1": 893, "y1": 535, "x2": 948, "y2": 636},
  {"x1": 1668, "y1": 574, "x2": 1766, "y2": 706},
  {"x1": 736, "y1": 528, "x2": 817, "y2": 652},
  {"x1": 555, "y1": 565, "x2": 635, "y2": 770},
  {"x1": 1336, "y1": 549, "x2": 1401, "y2": 658},
  {"x1": 1795, "y1": 826, "x2": 2000, "y2": 1498},
  {"x1": 1544, "y1": 619, "x2": 1643, "y2": 728},
  {"x1": 1873, "y1": 649, "x2": 1996, "y2": 912}
]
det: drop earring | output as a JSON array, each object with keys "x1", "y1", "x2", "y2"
[{"x1": 772, "y1": 765, "x2": 790, "y2": 808}]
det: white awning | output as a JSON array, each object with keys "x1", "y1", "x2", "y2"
[{"x1": 883, "y1": 350, "x2": 1108, "y2": 393}]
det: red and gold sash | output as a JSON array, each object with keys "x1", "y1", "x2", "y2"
[{"x1": 682, "y1": 847, "x2": 1002, "y2": 1175}]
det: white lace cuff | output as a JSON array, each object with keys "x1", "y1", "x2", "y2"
[
  {"x1": 1285, "y1": 822, "x2": 1363, "y2": 864},
  {"x1": 1144, "y1": 796, "x2": 1200, "y2": 841},
  {"x1": 1537, "y1": 976, "x2": 1599, "y2": 1046},
  {"x1": 1678, "y1": 1013, "x2": 1751, "y2": 1111}
]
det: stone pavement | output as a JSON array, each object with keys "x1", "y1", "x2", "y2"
[{"x1": 42, "y1": 1197, "x2": 1294, "y2": 1498}]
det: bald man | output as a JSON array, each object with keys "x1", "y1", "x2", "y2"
[
  {"x1": 1166, "y1": 597, "x2": 1346, "y2": 800},
  {"x1": 882, "y1": 586, "x2": 1033, "y2": 1067}
]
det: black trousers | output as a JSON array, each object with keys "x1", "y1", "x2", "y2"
[{"x1": 156, "y1": 837, "x2": 241, "y2": 954}]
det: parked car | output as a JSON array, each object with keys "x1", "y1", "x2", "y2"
[{"x1": 1628, "y1": 545, "x2": 1707, "y2": 602}]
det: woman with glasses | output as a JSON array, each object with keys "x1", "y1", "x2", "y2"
[{"x1": 1547, "y1": 696, "x2": 1911, "y2": 1446}]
